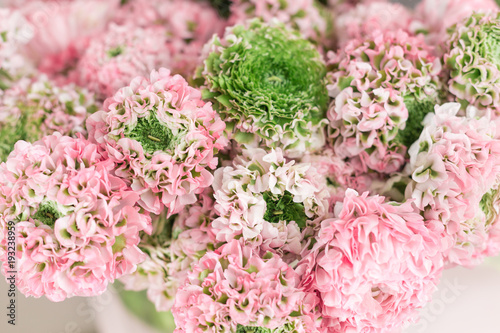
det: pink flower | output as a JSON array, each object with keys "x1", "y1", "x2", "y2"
[
  {"x1": 18, "y1": 0, "x2": 119, "y2": 79},
  {"x1": 327, "y1": 29, "x2": 442, "y2": 174},
  {"x1": 212, "y1": 148, "x2": 330, "y2": 262},
  {"x1": 405, "y1": 103, "x2": 500, "y2": 266},
  {"x1": 172, "y1": 240, "x2": 319, "y2": 332},
  {"x1": 113, "y1": 0, "x2": 226, "y2": 78},
  {"x1": 335, "y1": 2, "x2": 412, "y2": 47},
  {"x1": 0, "y1": 133, "x2": 151, "y2": 301},
  {"x1": 75, "y1": 23, "x2": 171, "y2": 100},
  {"x1": 87, "y1": 68, "x2": 227, "y2": 215},
  {"x1": 297, "y1": 189, "x2": 444, "y2": 333}
]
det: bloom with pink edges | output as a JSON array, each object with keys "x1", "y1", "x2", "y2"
[
  {"x1": 113, "y1": 0, "x2": 226, "y2": 78},
  {"x1": 120, "y1": 189, "x2": 217, "y2": 312},
  {"x1": 87, "y1": 68, "x2": 227, "y2": 215},
  {"x1": 0, "y1": 8, "x2": 34, "y2": 87},
  {"x1": 412, "y1": 0, "x2": 498, "y2": 49},
  {"x1": 228, "y1": 0, "x2": 331, "y2": 45},
  {"x1": 19, "y1": 0, "x2": 119, "y2": 80},
  {"x1": 0, "y1": 74, "x2": 97, "y2": 161},
  {"x1": 327, "y1": 29, "x2": 442, "y2": 174},
  {"x1": 297, "y1": 189, "x2": 444, "y2": 333},
  {"x1": 0, "y1": 133, "x2": 152, "y2": 301},
  {"x1": 172, "y1": 240, "x2": 319, "y2": 333},
  {"x1": 405, "y1": 103, "x2": 500, "y2": 266},
  {"x1": 76, "y1": 23, "x2": 171, "y2": 100},
  {"x1": 212, "y1": 148, "x2": 330, "y2": 262},
  {"x1": 335, "y1": 2, "x2": 412, "y2": 47}
]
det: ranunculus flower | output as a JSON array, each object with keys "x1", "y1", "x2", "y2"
[
  {"x1": 444, "y1": 11, "x2": 500, "y2": 119},
  {"x1": 405, "y1": 103, "x2": 500, "y2": 266},
  {"x1": 75, "y1": 23, "x2": 171, "y2": 100},
  {"x1": 335, "y1": 2, "x2": 412, "y2": 47},
  {"x1": 172, "y1": 240, "x2": 319, "y2": 333},
  {"x1": 0, "y1": 74, "x2": 97, "y2": 161},
  {"x1": 327, "y1": 29, "x2": 443, "y2": 173},
  {"x1": 120, "y1": 189, "x2": 218, "y2": 312},
  {"x1": 197, "y1": 19, "x2": 329, "y2": 158},
  {"x1": 87, "y1": 68, "x2": 228, "y2": 215},
  {"x1": 0, "y1": 133, "x2": 152, "y2": 301},
  {"x1": 297, "y1": 189, "x2": 444, "y2": 333},
  {"x1": 212, "y1": 148, "x2": 330, "y2": 262}
]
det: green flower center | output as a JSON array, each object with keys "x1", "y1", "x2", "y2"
[
  {"x1": 263, "y1": 190, "x2": 307, "y2": 228},
  {"x1": 203, "y1": 20, "x2": 328, "y2": 128},
  {"x1": 107, "y1": 45, "x2": 124, "y2": 58},
  {"x1": 33, "y1": 201, "x2": 63, "y2": 228},
  {"x1": 125, "y1": 114, "x2": 179, "y2": 155},
  {"x1": 480, "y1": 24, "x2": 500, "y2": 68},
  {"x1": 395, "y1": 97, "x2": 436, "y2": 149},
  {"x1": 236, "y1": 326, "x2": 271, "y2": 333},
  {"x1": 208, "y1": 0, "x2": 232, "y2": 19},
  {"x1": 480, "y1": 188, "x2": 499, "y2": 226}
]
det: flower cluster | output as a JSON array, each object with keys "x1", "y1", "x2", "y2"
[
  {"x1": 88, "y1": 68, "x2": 227, "y2": 215},
  {"x1": 444, "y1": 11, "x2": 500, "y2": 119},
  {"x1": 298, "y1": 189, "x2": 444, "y2": 332},
  {"x1": 212, "y1": 148, "x2": 330, "y2": 261},
  {"x1": 327, "y1": 29, "x2": 443, "y2": 173},
  {"x1": 0, "y1": 133, "x2": 152, "y2": 301},
  {"x1": 0, "y1": 74, "x2": 97, "y2": 161},
  {"x1": 198, "y1": 19, "x2": 329, "y2": 158},
  {"x1": 172, "y1": 240, "x2": 319, "y2": 333},
  {"x1": 405, "y1": 103, "x2": 500, "y2": 266}
]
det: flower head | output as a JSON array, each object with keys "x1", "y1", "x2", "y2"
[
  {"x1": 87, "y1": 68, "x2": 227, "y2": 215},
  {"x1": 298, "y1": 190, "x2": 444, "y2": 333},
  {"x1": 0, "y1": 75, "x2": 97, "y2": 161},
  {"x1": 197, "y1": 19, "x2": 329, "y2": 158},
  {"x1": 335, "y1": 2, "x2": 412, "y2": 47},
  {"x1": 212, "y1": 148, "x2": 330, "y2": 261},
  {"x1": 327, "y1": 29, "x2": 442, "y2": 173},
  {"x1": 444, "y1": 11, "x2": 500, "y2": 115},
  {"x1": 405, "y1": 103, "x2": 500, "y2": 266},
  {"x1": 0, "y1": 133, "x2": 152, "y2": 301},
  {"x1": 172, "y1": 240, "x2": 319, "y2": 333},
  {"x1": 76, "y1": 23, "x2": 171, "y2": 100}
]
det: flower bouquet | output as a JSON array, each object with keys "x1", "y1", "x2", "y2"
[{"x1": 1, "y1": 0, "x2": 500, "y2": 332}]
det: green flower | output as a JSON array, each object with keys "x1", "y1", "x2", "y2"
[
  {"x1": 446, "y1": 11, "x2": 500, "y2": 112},
  {"x1": 197, "y1": 19, "x2": 329, "y2": 158},
  {"x1": 263, "y1": 191, "x2": 307, "y2": 228},
  {"x1": 395, "y1": 97, "x2": 436, "y2": 149}
]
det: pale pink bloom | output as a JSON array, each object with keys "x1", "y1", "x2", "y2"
[
  {"x1": 19, "y1": 0, "x2": 119, "y2": 79},
  {"x1": 113, "y1": 0, "x2": 226, "y2": 78},
  {"x1": 405, "y1": 103, "x2": 500, "y2": 266},
  {"x1": 297, "y1": 189, "x2": 444, "y2": 333},
  {"x1": 87, "y1": 68, "x2": 227, "y2": 215},
  {"x1": 172, "y1": 240, "x2": 319, "y2": 332},
  {"x1": 412, "y1": 0, "x2": 498, "y2": 49},
  {"x1": 212, "y1": 148, "x2": 330, "y2": 262},
  {"x1": 335, "y1": 2, "x2": 412, "y2": 47},
  {"x1": 0, "y1": 133, "x2": 152, "y2": 301},
  {"x1": 75, "y1": 23, "x2": 171, "y2": 100},
  {"x1": 327, "y1": 29, "x2": 442, "y2": 174}
]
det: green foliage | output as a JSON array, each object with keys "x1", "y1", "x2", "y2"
[{"x1": 263, "y1": 191, "x2": 307, "y2": 228}]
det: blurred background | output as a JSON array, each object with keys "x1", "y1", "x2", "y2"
[{"x1": 1, "y1": 0, "x2": 500, "y2": 332}]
